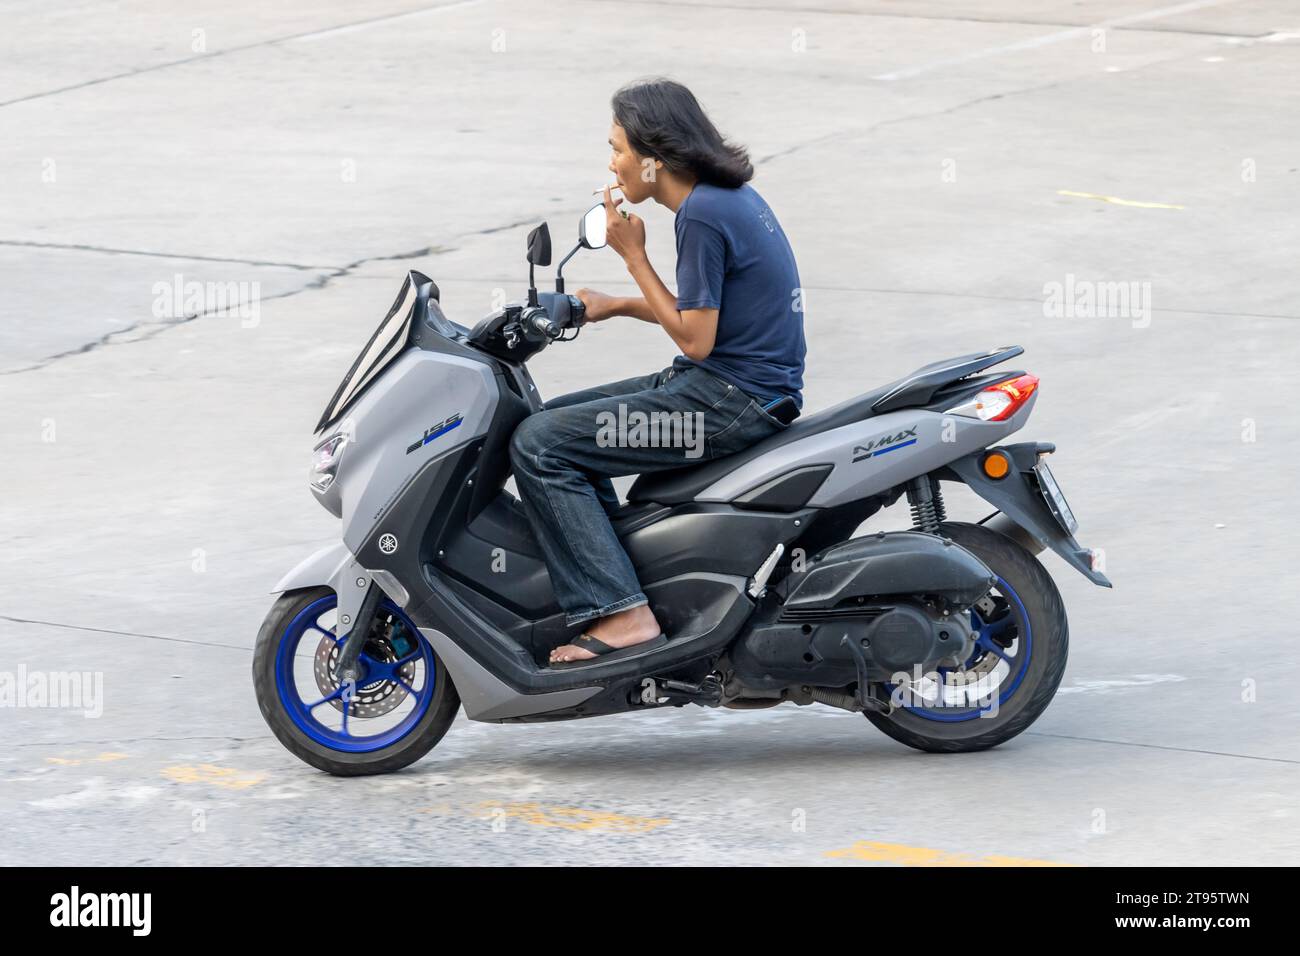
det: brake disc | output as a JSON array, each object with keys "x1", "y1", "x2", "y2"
[
  {"x1": 966, "y1": 594, "x2": 1017, "y2": 675},
  {"x1": 312, "y1": 633, "x2": 416, "y2": 718}
]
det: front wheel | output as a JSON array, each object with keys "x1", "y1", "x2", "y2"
[
  {"x1": 253, "y1": 586, "x2": 460, "y2": 776},
  {"x1": 864, "y1": 521, "x2": 1069, "y2": 753}
]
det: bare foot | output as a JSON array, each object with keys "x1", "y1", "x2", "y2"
[{"x1": 549, "y1": 604, "x2": 662, "y2": 664}]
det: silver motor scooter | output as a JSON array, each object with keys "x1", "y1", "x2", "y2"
[{"x1": 253, "y1": 202, "x2": 1110, "y2": 776}]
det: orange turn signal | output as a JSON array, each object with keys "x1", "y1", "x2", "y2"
[{"x1": 982, "y1": 451, "x2": 1011, "y2": 479}]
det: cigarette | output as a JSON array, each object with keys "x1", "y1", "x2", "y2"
[{"x1": 592, "y1": 184, "x2": 624, "y2": 195}]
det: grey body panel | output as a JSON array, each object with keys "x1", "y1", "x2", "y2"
[
  {"x1": 699, "y1": 394, "x2": 1036, "y2": 507},
  {"x1": 272, "y1": 545, "x2": 604, "y2": 720},
  {"x1": 418, "y1": 628, "x2": 602, "y2": 721},
  {"x1": 324, "y1": 349, "x2": 498, "y2": 556},
  {"x1": 273, "y1": 542, "x2": 352, "y2": 596}
]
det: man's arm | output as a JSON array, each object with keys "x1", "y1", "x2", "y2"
[
  {"x1": 592, "y1": 184, "x2": 720, "y2": 361},
  {"x1": 580, "y1": 291, "x2": 720, "y2": 361},
  {"x1": 623, "y1": 256, "x2": 719, "y2": 361},
  {"x1": 609, "y1": 295, "x2": 656, "y2": 323}
]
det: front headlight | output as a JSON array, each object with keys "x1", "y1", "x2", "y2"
[{"x1": 310, "y1": 431, "x2": 349, "y2": 493}]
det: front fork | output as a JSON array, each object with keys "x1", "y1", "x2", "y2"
[
  {"x1": 336, "y1": 581, "x2": 382, "y2": 684},
  {"x1": 271, "y1": 542, "x2": 412, "y2": 677}
]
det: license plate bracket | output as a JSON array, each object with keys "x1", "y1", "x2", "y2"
[{"x1": 1033, "y1": 460, "x2": 1078, "y2": 535}]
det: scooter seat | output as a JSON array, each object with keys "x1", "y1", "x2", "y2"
[
  {"x1": 626, "y1": 347, "x2": 1023, "y2": 506},
  {"x1": 626, "y1": 382, "x2": 895, "y2": 505}
]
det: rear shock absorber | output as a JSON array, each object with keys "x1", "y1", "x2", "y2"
[{"x1": 906, "y1": 475, "x2": 946, "y2": 533}]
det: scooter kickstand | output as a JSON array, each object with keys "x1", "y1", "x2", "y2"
[
  {"x1": 840, "y1": 634, "x2": 889, "y2": 713},
  {"x1": 638, "y1": 676, "x2": 723, "y2": 707}
]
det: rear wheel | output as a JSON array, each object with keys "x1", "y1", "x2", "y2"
[
  {"x1": 253, "y1": 586, "x2": 460, "y2": 775},
  {"x1": 864, "y1": 521, "x2": 1068, "y2": 752}
]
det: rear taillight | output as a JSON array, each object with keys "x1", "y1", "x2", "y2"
[{"x1": 948, "y1": 374, "x2": 1039, "y2": 422}]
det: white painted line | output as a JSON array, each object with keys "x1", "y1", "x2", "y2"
[
  {"x1": 290, "y1": 0, "x2": 483, "y2": 44},
  {"x1": 1057, "y1": 674, "x2": 1187, "y2": 695},
  {"x1": 874, "y1": 0, "x2": 1246, "y2": 81}
]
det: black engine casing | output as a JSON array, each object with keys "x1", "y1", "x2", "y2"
[{"x1": 729, "y1": 530, "x2": 993, "y2": 689}]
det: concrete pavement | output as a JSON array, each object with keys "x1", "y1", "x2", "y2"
[{"x1": 2, "y1": 0, "x2": 1298, "y2": 865}]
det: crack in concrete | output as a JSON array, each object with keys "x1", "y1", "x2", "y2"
[
  {"x1": 0, "y1": 614, "x2": 248, "y2": 651},
  {"x1": 0, "y1": 239, "x2": 329, "y2": 271},
  {"x1": 1, "y1": 214, "x2": 543, "y2": 375},
  {"x1": 1026, "y1": 730, "x2": 1300, "y2": 765},
  {"x1": 0, "y1": 1, "x2": 488, "y2": 110}
]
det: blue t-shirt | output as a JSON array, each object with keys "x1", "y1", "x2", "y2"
[{"x1": 673, "y1": 182, "x2": 806, "y2": 410}]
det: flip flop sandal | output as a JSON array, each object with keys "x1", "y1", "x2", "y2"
[{"x1": 549, "y1": 632, "x2": 669, "y2": 669}]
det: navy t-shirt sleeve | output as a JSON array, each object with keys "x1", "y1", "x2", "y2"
[{"x1": 674, "y1": 219, "x2": 726, "y2": 311}]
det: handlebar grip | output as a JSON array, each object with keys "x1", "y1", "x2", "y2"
[
  {"x1": 529, "y1": 312, "x2": 558, "y2": 338},
  {"x1": 567, "y1": 293, "x2": 586, "y2": 325}
]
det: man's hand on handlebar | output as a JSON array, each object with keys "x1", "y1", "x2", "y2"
[{"x1": 575, "y1": 288, "x2": 620, "y2": 323}]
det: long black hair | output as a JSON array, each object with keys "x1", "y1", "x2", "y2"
[{"x1": 611, "y1": 78, "x2": 754, "y2": 189}]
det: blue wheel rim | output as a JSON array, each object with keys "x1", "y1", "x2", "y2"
[
  {"x1": 886, "y1": 574, "x2": 1033, "y2": 722},
  {"x1": 274, "y1": 595, "x2": 437, "y2": 752}
]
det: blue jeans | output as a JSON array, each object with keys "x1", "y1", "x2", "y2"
[{"x1": 508, "y1": 363, "x2": 791, "y2": 626}]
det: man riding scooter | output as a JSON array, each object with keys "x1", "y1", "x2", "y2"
[{"x1": 509, "y1": 77, "x2": 807, "y2": 668}]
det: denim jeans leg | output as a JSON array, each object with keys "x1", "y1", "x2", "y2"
[
  {"x1": 508, "y1": 366, "x2": 785, "y2": 626},
  {"x1": 510, "y1": 418, "x2": 648, "y2": 625},
  {"x1": 538, "y1": 370, "x2": 665, "y2": 521}
]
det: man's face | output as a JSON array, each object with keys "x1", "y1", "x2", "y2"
[{"x1": 608, "y1": 122, "x2": 654, "y2": 204}]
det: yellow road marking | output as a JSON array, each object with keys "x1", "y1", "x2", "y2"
[
  {"x1": 160, "y1": 763, "x2": 265, "y2": 790},
  {"x1": 470, "y1": 801, "x2": 671, "y2": 833},
  {"x1": 45, "y1": 752, "x2": 131, "y2": 766},
  {"x1": 825, "y1": 840, "x2": 1077, "y2": 867},
  {"x1": 1058, "y1": 189, "x2": 1185, "y2": 210}
]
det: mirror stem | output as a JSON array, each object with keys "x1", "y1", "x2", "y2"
[{"x1": 554, "y1": 243, "x2": 581, "y2": 293}]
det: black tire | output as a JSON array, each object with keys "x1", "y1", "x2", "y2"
[
  {"x1": 864, "y1": 521, "x2": 1069, "y2": 753},
  {"x1": 252, "y1": 586, "x2": 460, "y2": 776}
]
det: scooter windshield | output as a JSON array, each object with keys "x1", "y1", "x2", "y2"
[{"x1": 315, "y1": 271, "x2": 424, "y2": 433}]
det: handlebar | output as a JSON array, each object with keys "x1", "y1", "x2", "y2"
[
  {"x1": 526, "y1": 292, "x2": 586, "y2": 340},
  {"x1": 472, "y1": 291, "x2": 587, "y2": 357},
  {"x1": 527, "y1": 310, "x2": 559, "y2": 338}
]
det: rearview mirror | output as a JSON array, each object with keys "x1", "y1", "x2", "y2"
[
  {"x1": 579, "y1": 203, "x2": 607, "y2": 250},
  {"x1": 526, "y1": 223, "x2": 552, "y2": 266}
]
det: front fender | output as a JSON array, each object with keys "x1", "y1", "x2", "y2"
[
  {"x1": 939, "y1": 442, "x2": 1112, "y2": 588},
  {"x1": 271, "y1": 542, "x2": 376, "y2": 642},
  {"x1": 272, "y1": 542, "x2": 354, "y2": 594}
]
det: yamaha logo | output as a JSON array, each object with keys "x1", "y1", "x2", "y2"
[{"x1": 378, "y1": 533, "x2": 398, "y2": 554}]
